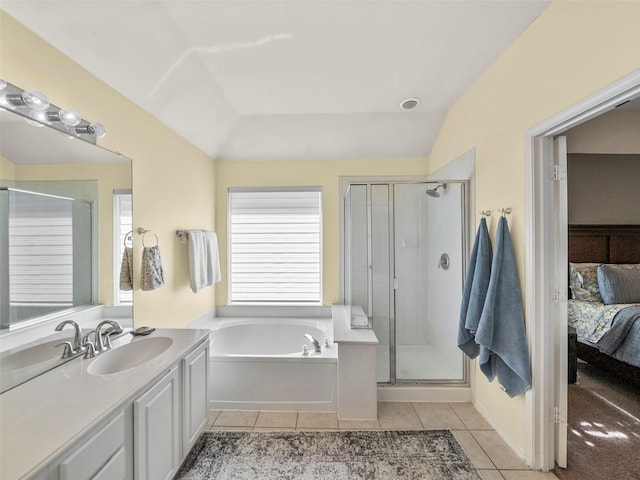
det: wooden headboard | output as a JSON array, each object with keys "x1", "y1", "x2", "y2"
[{"x1": 568, "y1": 225, "x2": 640, "y2": 263}]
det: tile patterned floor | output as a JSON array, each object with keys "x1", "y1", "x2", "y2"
[{"x1": 206, "y1": 402, "x2": 558, "y2": 479}]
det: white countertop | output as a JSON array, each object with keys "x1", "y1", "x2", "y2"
[
  {"x1": 332, "y1": 305, "x2": 378, "y2": 345},
  {"x1": 0, "y1": 328, "x2": 210, "y2": 480}
]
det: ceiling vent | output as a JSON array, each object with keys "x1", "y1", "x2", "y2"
[{"x1": 399, "y1": 97, "x2": 420, "y2": 110}]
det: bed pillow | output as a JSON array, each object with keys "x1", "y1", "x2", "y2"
[
  {"x1": 569, "y1": 263, "x2": 603, "y2": 302},
  {"x1": 597, "y1": 264, "x2": 640, "y2": 304}
]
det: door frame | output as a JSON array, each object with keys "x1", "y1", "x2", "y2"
[{"x1": 525, "y1": 69, "x2": 640, "y2": 470}]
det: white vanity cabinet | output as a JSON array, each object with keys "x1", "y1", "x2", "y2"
[
  {"x1": 133, "y1": 338, "x2": 209, "y2": 480},
  {"x1": 181, "y1": 339, "x2": 209, "y2": 455},
  {"x1": 134, "y1": 366, "x2": 181, "y2": 480},
  {"x1": 12, "y1": 333, "x2": 210, "y2": 480}
]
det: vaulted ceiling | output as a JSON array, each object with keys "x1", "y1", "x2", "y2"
[{"x1": 2, "y1": 1, "x2": 551, "y2": 160}]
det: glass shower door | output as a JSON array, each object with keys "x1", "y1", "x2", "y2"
[{"x1": 394, "y1": 182, "x2": 465, "y2": 382}]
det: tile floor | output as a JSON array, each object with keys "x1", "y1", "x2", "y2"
[{"x1": 206, "y1": 402, "x2": 558, "y2": 479}]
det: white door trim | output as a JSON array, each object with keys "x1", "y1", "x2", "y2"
[{"x1": 525, "y1": 68, "x2": 640, "y2": 470}]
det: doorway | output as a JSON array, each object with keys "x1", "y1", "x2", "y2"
[{"x1": 526, "y1": 70, "x2": 640, "y2": 470}]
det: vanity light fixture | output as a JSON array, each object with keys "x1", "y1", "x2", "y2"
[{"x1": 0, "y1": 79, "x2": 106, "y2": 144}]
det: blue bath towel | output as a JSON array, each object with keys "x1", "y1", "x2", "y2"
[
  {"x1": 476, "y1": 216, "x2": 532, "y2": 397},
  {"x1": 458, "y1": 217, "x2": 492, "y2": 358}
]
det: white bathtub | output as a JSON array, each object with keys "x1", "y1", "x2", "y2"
[{"x1": 208, "y1": 317, "x2": 337, "y2": 411}]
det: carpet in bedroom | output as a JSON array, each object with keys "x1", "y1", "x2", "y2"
[
  {"x1": 174, "y1": 430, "x2": 481, "y2": 480},
  {"x1": 553, "y1": 361, "x2": 640, "y2": 480}
]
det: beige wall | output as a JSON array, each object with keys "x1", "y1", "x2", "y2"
[
  {"x1": 1, "y1": 12, "x2": 217, "y2": 328},
  {"x1": 214, "y1": 158, "x2": 427, "y2": 306},
  {"x1": 568, "y1": 154, "x2": 640, "y2": 224},
  {"x1": 428, "y1": 0, "x2": 640, "y2": 452},
  {"x1": 566, "y1": 106, "x2": 640, "y2": 154},
  {"x1": 1, "y1": 155, "x2": 16, "y2": 180}
]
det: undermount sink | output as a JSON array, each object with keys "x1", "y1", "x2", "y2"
[{"x1": 87, "y1": 336, "x2": 173, "y2": 376}]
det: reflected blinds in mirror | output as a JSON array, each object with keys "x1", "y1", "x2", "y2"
[
  {"x1": 114, "y1": 190, "x2": 133, "y2": 304},
  {"x1": 9, "y1": 191, "x2": 73, "y2": 306}
]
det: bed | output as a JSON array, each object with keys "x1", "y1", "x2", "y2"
[{"x1": 568, "y1": 225, "x2": 640, "y2": 385}]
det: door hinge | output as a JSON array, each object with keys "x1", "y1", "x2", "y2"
[
  {"x1": 552, "y1": 165, "x2": 567, "y2": 181},
  {"x1": 393, "y1": 278, "x2": 399, "y2": 290},
  {"x1": 553, "y1": 406, "x2": 566, "y2": 424},
  {"x1": 552, "y1": 287, "x2": 567, "y2": 302}
]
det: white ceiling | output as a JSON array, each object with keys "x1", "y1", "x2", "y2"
[{"x1": 2, "y1": 0, "x2": 551, "y2": 160}]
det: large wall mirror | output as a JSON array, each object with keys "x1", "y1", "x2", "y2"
[{"x1": 0, "y1": 106, "x2": 132, "y2": 333}]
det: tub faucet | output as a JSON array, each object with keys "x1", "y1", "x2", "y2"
[
  {"x1": 304, "y1": 334, "x2": 322, "y2": 353},
  {"x1": 55, "y1": 319, "x2": 85, "y2": 355}
]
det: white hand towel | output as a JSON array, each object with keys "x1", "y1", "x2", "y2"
[{"x1": 188, "y1": 230, "x2": 221, "y2": 293}]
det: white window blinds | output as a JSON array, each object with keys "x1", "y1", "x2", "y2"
[
  {"x1": 9, "y1": 193, "x2": 73, "y2": 306},
  {"x1": 229, "y1": 188, "x2": 322, "y2": 304},
  {"x1": 114, "y1": 191, "x2": 133, "y2": 305}
]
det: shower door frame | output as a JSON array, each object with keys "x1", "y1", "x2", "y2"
[{"x1": 339, "y1": 176, "x2": 470, "y2": 386}]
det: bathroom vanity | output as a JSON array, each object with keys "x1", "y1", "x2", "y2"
[{"x1": 0, "y1": 328, "x2": 210, "y2": 480}]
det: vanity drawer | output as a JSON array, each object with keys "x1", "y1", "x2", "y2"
[
  {"x1": 58, "y1": 411, "x2": 125, "y2": 480},
  {"x1": 93, "y1": 446, "x2": 125, "y2": 480}
]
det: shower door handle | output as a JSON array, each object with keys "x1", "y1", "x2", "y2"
[{"x1": 438, "y1": 253, "x2": 450, "y2": 270}]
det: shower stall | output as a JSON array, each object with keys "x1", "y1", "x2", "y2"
[{"x1": 343, "y1": 180, "x2": 467, "y2": 384}]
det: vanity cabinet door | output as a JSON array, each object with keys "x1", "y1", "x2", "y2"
[
  {"x1": 182, "y1": 340, "x2": 209, "y2": 456},
  {"x1": 58, "y1": 411, "x2": 125, "y2": 480},
  {"x1": 133, "y1": 366, "x2": 180, "y2": 480}
]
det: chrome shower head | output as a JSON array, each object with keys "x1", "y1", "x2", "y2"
[{"x1": 426, "y1": 183, "x2": 447, "y2": 198}]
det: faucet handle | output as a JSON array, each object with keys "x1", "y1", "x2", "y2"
[
  {"x1": 56, "y1": 341, "x2": 75, "y2": 359},
  {"x1": 83, "y1": 341, "x2": 97, "y2": 359},
  {"x1": 102, "y1": 332, "x2": 114, "y2": 350}
]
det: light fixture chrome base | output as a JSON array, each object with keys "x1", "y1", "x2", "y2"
[{"x1": 0, "y1": 80, "x2": 105, "y2": 145}]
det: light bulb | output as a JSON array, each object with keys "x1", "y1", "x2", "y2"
[
  {"x1": 29, "y1": 110, "x2": 50, "y2": 124},
  {"x1": 21, "y1": 90, "x2": 50, "y2": 111},
  {"x1": 89, "y1": 123, "x2": 106, "y2": 138},
  {"x1": 58, "y1": 108, "x2": 81, "y2": 126}
]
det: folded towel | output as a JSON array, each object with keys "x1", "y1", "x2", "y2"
[
  {"x1": 119, "y1": 246, "x2": 133, "y2": 291},
  {"x1": 141, "y1": 245, "x2": 165, "y2": 291},
  {"x1": 476, "y1": 216, "x2": 532, "y2": 397},
  {"x1": 458, "y1": 217, "x2": 492, "y2": 358},
  {"x1": 188, "y1": 230, "x2": 221, "y2": 293}
]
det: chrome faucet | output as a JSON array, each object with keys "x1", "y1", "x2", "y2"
[
  {"x1": 304, "y1": 334, "x2": 322, "y2": 353},
  {"x1": 94, "y1": 320, "x2": 124, "y2": 353},
  {"x1": 55, "y1": 319, "x2": 85, "y2": 356}
]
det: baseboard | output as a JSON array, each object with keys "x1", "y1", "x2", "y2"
[
  {"x1": 377, "y1": 385, "x2": 472, "y2": 403},
  {"x1": 473, "y1": 401, "x2": 526, "y2": 462}
]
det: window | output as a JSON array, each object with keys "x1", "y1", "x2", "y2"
[
  {"x1": 228, "y1": 188, "x2": 322, "y2": 304},
  {"x1": 114, "y1": 190, "x2": 133, "y2": 305}
]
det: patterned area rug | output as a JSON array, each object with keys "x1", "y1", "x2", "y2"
[{"x1": 175, "y1": 430, "x2": 481, "y2": 480}]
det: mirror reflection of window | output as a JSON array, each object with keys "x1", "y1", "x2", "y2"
[
  {"x1": 114, "y1": 190, "x2": 133, "y2": 305},
  {"x1": 1, "y1": 188, "x2": 93, "y2": 328}
]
